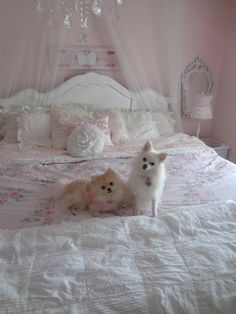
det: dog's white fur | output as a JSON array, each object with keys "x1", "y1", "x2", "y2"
[{"x1": 128, "y1": 141, "x2": 167, "y2": 217}]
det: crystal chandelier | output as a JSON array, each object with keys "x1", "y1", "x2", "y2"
[{"x1": 36, "y1": 0, "x2": 124, "y2": 42}]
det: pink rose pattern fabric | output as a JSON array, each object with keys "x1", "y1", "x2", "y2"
[{"x1": 0, "y1": 145, "x2": 235, "y2": 229}]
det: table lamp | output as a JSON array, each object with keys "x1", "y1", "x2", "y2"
[{"x1": 191, "y1": 95, "x2": 213, "y2": 138}]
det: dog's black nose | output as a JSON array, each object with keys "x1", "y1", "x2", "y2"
[
  {"x1": 107, "y1": 188, "x2": 112, "y2": 193},
  {"x1": 143, "y1": 164, "x2": 148, "y2": 170}
]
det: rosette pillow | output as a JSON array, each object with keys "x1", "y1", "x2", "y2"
[{"x1": 67, "y1": 125, "x2": 105, "y2": 157}]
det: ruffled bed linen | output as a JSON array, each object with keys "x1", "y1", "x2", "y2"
[
  {"x1": 0, "y1": 132, "x2": 236, "y2": 229},
  {"x1": 1, "y1": 200, "x2": 236, "y2": 313},
  {"x1": 0, "y1": 132, "x2": 205, "y2": 163}
]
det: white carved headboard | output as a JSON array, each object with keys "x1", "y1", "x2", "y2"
[
  {"x1": 0, "y1": 72, "x2": 131, "y2": 110},
  {"x1": 0, "y1": 72, "x2": 169, "y2": 112}
]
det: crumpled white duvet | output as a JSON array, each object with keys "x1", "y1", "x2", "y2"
[{"x1": 1, "y1": 200, "x2": 236, "y2": 313}]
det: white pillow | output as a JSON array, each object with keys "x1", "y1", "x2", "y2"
[
  {"x1": 1, "y1": 105, "x2": 48, "y2": 143},
  {"x1": 131, "y1": 89, "x2": 169, "y2": 111},
  {"x1": 108, "y1": 109, "x2": 129, "y2": 145},
  {"x1": 67, "y1": 125, "x2": 105, "y2": 157},
  {"x1": 1, "y1": 107, "x2": 29, "y2": 143},
  {"x1": 3, "y1": 111, "x2": 19, "y2": 143},
  {"x1": 151, "y1": 111, "x2": 176, "y2": 137},
  {"x1": 122, "y1": 111, "x2": 160, "y2": 141},
  {"x1": 0, "y1": 112, "x2": 4, "y2": 126},
  {"x1": 17, "y1": 112, "x2": 52, "y2": 147},
  {"x1": 51, "y1": 106, "x2": 95, "y2": 149},
  {"x1": 51, "y1": 106, "x2": 112, "y2": 149}
]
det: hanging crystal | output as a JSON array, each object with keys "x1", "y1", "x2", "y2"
[
  {"x1": 92, "y1": 0, "x2": 102, "y2": 16},
  {"x1": 47, "y1": 1, "x2": 55, "y2": 26},
  {"x1": 64, "y1": 12, "x2": 72, "y2": 28},
  {"x1": 111, "y1": 0, "x2": 120, "y2": 22},
  {"x1": 35, "y1": 0, "x2": 125, "y2": 41},
  {"x1": 82, "y1": 16, "x2": 90, "y2": 29},
  {"x1": 48, "y1": 15, "x2": 55, "y2": 26},
  {"x1": 74, "y1": 0, "x2": 79, "y2": 11},
  {"x1": 79, "y1": 32, "x2": 88, "y2": 42},
  {"x1": 36, "y1": 0, "x2": 44, "y2": 12},
  {"x1": 116, "y1": 0, "x2": 124, "y2": 6},
  {"x1": 79, "y1": 0, "x2": 90, "y2": 42}
]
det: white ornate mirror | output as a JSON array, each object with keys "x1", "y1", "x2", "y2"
[{"x1": 181, "y1": 56, "x2": 213, "y2": 119}]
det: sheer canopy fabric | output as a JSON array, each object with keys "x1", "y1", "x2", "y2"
[
  {"x1": 0, "y1": 0, "x2": 187, "y2": 131},
  {"x1": 104, "y1": 0, "x2": 187, "y2": 131}
]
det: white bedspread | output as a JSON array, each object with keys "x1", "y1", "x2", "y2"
[
  {"x1": 1, "y1": 200, "x2": 236, "y2": 313},
  {"x1": 0, "y1": 133, "x2": 236, "y2": 229}
]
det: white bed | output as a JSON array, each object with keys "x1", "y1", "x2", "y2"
[{"x1": 0, "y1": 72, "x2": 236, "y2": 313}]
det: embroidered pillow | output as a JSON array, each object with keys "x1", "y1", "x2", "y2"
[
  {"x1": 51, "y1": 106, "x2": 92, "y2": 149},
  {"x1": 67, "y1": 125, "x2": 105, "y2": 157},
  {"x1": 69, "y1": 116, "x2": 112, "y2": 143},
  {"x1": 17, "y1": 112, "x2": 52, "y2": 147},
  {"x1": 51, "y1": 106, "x2": 112, "y2": 150}
]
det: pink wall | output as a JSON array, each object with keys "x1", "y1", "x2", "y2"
[
  {"x1": 212, "y1": 0, "x2": 236, "y2": 163},
  {"x1": 0, "y1": 0, "x2": 232, "y2": 137},
  {"x1": 180, "y1": 0, "x2": 231, "y2": 137},
  {"x1": 0, "y1": 0, "x2": 124, "y2": 96}
]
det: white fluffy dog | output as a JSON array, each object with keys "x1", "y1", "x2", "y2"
[{"x1": 128, "y1": 141, "x2": 167, "y2": 217}]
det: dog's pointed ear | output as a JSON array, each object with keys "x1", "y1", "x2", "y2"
[
  {"x1": 106, "y1": 168, "x2": 116, "y2": 175},
  {"x1": 158, "y1": 153, "x2": 167, "y2": 162},
  {"x1": 143, "y1": 141, "x2": 152, "y2": 152}
]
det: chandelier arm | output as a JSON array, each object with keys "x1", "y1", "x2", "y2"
[{"x1": 36, "y1": 0, "x2": 124, "y2": 42}]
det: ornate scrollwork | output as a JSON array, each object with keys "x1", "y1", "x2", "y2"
[{"x1": 181, "y1": 56, "x2": 213, "y2": 119}]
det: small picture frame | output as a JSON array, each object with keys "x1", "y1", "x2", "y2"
[{"x1": 48, "y1": 46, "x2": 121, "y2": 71}]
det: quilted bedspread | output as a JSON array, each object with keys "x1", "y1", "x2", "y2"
[
  {"x1": 0, "y1": 133, "x2": 236, "y2": 229},
  {"x1": 1, "y1": 200, "x2": 236, "y2": 313}
]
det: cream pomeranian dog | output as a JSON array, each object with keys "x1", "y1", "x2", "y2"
[
  {"x1": 128, "y1": 141, "x2": 167, "y2": 217},
  {"x1": 55, "y1": 178, "x2": 90, "y2": 213},
  {"x1": 88, "y1": 168, "x2": 128, "y2": 217},
  {"x1": 56, "y1": 168, "x2": 127, "y2": 217}
]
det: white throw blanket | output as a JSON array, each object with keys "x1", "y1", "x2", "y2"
[{"x1": 1, "y1": 200, "x2": 236, "y2": 313}]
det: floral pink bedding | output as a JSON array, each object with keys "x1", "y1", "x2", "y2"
[{"x1": 0, "y1": 133, "x2": 235, "y2": 229}]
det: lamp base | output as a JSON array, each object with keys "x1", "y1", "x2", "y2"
[{"x1": 196, "y1": 120, "x2": 201, "y2": 138}]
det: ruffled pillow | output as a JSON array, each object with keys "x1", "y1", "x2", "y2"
[
  {"x1": 122, "y1": 110, "x2": 160, "y2": 141},
  {"x1": 151, "y1": 111, "x2": 176, "y2": 137},
  {"x1": 51, "y1": 106, "x2": 94, "y2": 149},
  {"x1": 108, "y1": 109, "x2": 129, "y2": 145},
  {"x1": 51, "y1": 106, "x2": 112, "y2": 149},
  {"x1": 67, "y1": 125, "x2": 105, "y2": 157},
  {"x1": 69, "y1": 116, "x2": 112, "y2": 146}
]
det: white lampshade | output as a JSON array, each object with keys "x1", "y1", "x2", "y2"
[{"x1": 191, "y1": 95, "x2": 213, "y2": 120}]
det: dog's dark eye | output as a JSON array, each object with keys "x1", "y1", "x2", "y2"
[
  {"x1": 150, "y1": 162, "x2": 155, "y2": 166},
  {"x1": 101, "y1": 186, "x2": 106, "y2": 190},
  {"x1": 143, "y1": 157, "x2": 147, "y2": 162},
  {"x1": 109, "y1": 182, "x2": 113, "y2": 186}
]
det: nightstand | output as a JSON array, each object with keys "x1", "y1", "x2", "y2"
[{"x1": 201, "y1": 138, "x2": 230, "y2": 159}]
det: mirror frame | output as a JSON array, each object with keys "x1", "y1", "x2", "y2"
[{"x1": 181, "y1": 56, "x2": 213, "y2": 119}]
